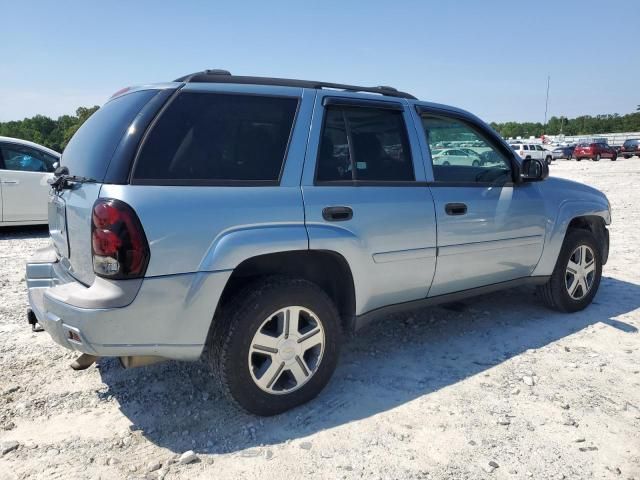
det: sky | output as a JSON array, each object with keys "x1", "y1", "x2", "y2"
[{"x1": 1, "y1": 0, "x2": 637, "y2": 123}]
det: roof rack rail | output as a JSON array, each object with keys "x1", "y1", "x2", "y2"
[{"x1": 173, "y1": 70, "x2": 416, "y2": 99}]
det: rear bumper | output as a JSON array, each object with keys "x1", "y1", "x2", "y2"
[{"x1": 26, "y1": 245, "x2": 231, "y2": 360}]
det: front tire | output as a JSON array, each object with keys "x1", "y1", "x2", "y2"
[
  {"x1": 206, "y1": 277, "x2": 342, "y2": 416},
  {"x1": 594, "y1": 154, "x2": 601, "y2": 161},
  {"x1": 545, "y1": 155, "x2": 552, "y2": 165},
  {"x1": 537, "y1": 229, "x2": 602, "y2": 313}
]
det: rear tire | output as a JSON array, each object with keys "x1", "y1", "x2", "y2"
[
  {"x1": 576, "y1": 157, "x2": 581, "y2": 161},
  {"x1": 545, "y1": 155, "x2": 552, "y2": 165},
  {"x1": 472, "y1": 160, "x2": 480, "y2": 167},
  {"x1": 611, "y1": 154, "x2": 617, "y2": 161},
  {"x1": 624, "y1": 155, "x2": 631, "y2": 159},
  {"x1": 537, "y1": 229, "x2": 602, "y2": 313},
  {"x1": 206, "y1": 276, "x2": 342, "y2": 416}
]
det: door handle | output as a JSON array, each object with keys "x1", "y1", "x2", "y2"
[
  {"x1": 322, "y1": 206, "x2": 353, "y2": 222},
  {"x1": 445, "y1": 203, "x2": 467, "y2": 216},
  {"x1": 1, "y1": 180, "x2": 19, "y2": 185}
]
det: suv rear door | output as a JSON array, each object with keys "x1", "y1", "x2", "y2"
[
  {"x1": 415, "y1": 107, "x2": 546, "y2": 297},
  {"x1": 301, "y1": 92, "x2": 437, "y2": 315}
]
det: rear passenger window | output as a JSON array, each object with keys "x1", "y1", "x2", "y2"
[
  {"x1": 421, "y1": 115, "x2": 512, "y2": 184},
  {"x1": 316, "y1": 106, "x2": 414, "y2": 182},
  {"x1": 134, "y1": 92, "x2": 298, "y2": 184}
]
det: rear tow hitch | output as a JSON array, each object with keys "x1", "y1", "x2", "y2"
[
  {"x1": 27, "y1": 308, "x2": 44, "y2": 332},
  {"x1": 70, "y1": 354, "x2": 98, "y2": 371}
]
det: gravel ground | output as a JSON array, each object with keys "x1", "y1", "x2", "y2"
[{"x1": 1, "y1": 159, "x2": 639, "y2": 480}]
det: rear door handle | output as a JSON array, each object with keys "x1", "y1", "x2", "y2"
[
  {"x1": 445, "y1": 203, "x2": 467, "y2": 216},
  {"x1": 1, "y1": 180, "x2": 19, "y2": 184},
  {"x1": 322, "y1": 206, "x2": 353, "y2": 222}
]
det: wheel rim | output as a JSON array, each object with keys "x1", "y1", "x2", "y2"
[
  {"x1": 565, "y1": 245, "x2": 596, "y2": 300},
  {"x1": 248, "y1": 306, "x2": 325, "y2": 395}
]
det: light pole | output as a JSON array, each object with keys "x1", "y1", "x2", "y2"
[{"x1": 543, "y1": 75, "x2": 550, "y2": 135}]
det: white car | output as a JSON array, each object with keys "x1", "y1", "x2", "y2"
[
  {"x1": 510, "y1": 143, "x2": 553, "y2": 165},
  {"x1": 431, "y1": 148, "x2": 483, "y2": 166},
  {"x1": 0, "y1": 136, "x2": 60, "y2": 226}
]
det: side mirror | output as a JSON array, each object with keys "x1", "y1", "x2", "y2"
[{"x1": 520, "y1": 158, "x2": 548, "y2": 182}]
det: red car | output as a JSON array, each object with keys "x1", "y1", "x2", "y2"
[{"x1": 573, "y1": 142, "x2": 617, "y2": 161}]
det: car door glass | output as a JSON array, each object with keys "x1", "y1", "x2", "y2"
[
  {"x1": 536, "y1": 145, "x2": 544, "y2": 151},
  {"x1": 316, "y1": 106, "x2": 414, "y2": 182},
  {"x1": 421, "y1": 115, "x2": 512, "y2": 184},
  {"x1": 0, "y1": 145, "x2": 56, "y2": 172}
]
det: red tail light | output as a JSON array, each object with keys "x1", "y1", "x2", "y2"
[{"x1": 91, "y1": 199, "x2": 150, "y2": 279}]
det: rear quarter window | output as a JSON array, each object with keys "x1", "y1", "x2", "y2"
[
  {"x1": 61, "y1": 90, "x2": 158, "y2": 181},
  {"x1": 133, "y1": 92, "x2": 298, "y2": 184}
]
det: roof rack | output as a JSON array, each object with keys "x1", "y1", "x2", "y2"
[{"x1": 174, "y1": 69, "x2": 416, "y2": 100}]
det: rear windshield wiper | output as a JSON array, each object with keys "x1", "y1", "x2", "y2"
[{"x1": 48, "y1": 166, "x2": 98, "y2": 192}]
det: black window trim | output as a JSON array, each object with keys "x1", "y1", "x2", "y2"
[
  {"x1": 322, "y1": 96, "x2": 405, "y2": 111},
  {"x1": 313, "y1": 102, "x2": 417, "y2": 187},
  {"x1": 129, "y1": 90, "x2": 301, "y2": 187},
  {"x1": 0, "y1": 142, "x2": 60, "y2": 173},
  {"x1": 415, "y1": 105, "x2": 519, "y2": 187}
]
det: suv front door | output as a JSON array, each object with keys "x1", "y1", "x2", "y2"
[
  {"x1": 302, "y1": 93, "x2": 437, "y2": 315},
  {"x1": 0, "y1": 143, "x2": 57, "y2": 222},
  {"x1": 414, "y1": 108, "x2": 547, "y2": 297}
]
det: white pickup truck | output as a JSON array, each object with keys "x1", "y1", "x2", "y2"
[{"x1": 510, "y1": 143, "x2": 553, "y2": 165}]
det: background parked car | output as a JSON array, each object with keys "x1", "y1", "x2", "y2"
[
  {"x1": 551, "y1": 144, "x2": 576, "y2": 160},
  {"x1": 431, "y1": 148, "x2": 482, "y2": 166},
  {"x1": 573, "y1": 142, "x2": 617, "y2": 161},
  {"x1": 0, "y1": 137, "x2": 60, "y2": 226},
  {"x1": 510, "y1": 143, "x2": 553, "y2": 165},
  {"x1": 620, "y1": 139, "x2": 640, "y2": 158}
]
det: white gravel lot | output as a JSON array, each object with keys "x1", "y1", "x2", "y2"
[{"x1": 1, "y1": 159, "x2": 639, "y2": 480}]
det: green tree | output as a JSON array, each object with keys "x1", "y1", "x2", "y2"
[{"x1": 0, "y1": 105, "x2": 99, "y2": 153}]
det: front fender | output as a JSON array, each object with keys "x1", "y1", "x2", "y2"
[{"x1": 532, "y1": 199, "x2": 610, "y2": 276}]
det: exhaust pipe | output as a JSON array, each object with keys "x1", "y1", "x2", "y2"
[{"x1": 119, "y1": 356, "x2": 166, "y2": 369}]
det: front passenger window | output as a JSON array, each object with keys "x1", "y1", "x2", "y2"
[
  {"x1": 421, "y1": 115, "x2": 512, "y2": 184},
  {"x1": 0, "y1": 145, "x2": 57, "y2": 172}
]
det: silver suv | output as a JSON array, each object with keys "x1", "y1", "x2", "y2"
[{"x1": 26, "y1": 70, "x2": 611, "y2": 415}]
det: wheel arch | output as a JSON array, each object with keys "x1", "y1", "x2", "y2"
[
  {"x1": 532, "y1": 201, "x2": 610, "y2": 276},
  {"x1": 214, "y1": 250, "x2": 357, "y2": 333}
]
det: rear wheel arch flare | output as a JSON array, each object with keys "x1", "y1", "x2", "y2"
[{"x1": 214, "y1": 250, "x2": 356, "y2": 331}]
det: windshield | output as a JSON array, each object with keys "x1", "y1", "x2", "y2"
[{"x1": 61, "y1": 90, "x2": 158, "y2": 181}]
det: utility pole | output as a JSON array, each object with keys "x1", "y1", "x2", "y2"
[{"x1": 543, "y1": 75, "x2": 550, "y2": 135}]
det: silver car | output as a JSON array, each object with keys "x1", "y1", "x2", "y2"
[{"x1": 26, "y1": 70, "x2": 611, "y2": 415}]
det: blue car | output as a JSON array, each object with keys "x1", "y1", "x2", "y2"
[{"x1": 27, "y1": 70, "x2": 611, "y2": 415}]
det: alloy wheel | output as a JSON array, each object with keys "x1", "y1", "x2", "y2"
[
  {"x1": 248, "y1": 306, "x2": 325, "y2": 395},
  {"x1": 565, "y1": 245, "x2": 596, "y2": 300}
]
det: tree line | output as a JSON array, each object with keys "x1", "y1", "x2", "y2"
[
  {"x1": 0, "y1": 106, "x2": 100, "y2": 153},
  {"x1": 490, "y1": 111, "x2": 640, "y2": 139},
  {"x1": 2, "y1": 105, "x2": 640, "y2": 152}
]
